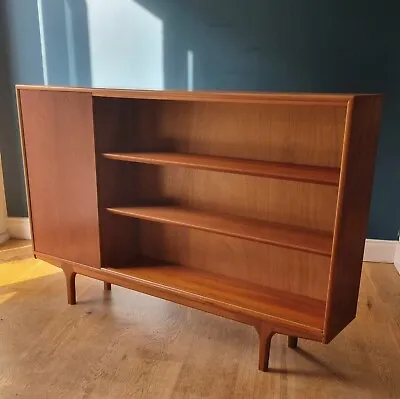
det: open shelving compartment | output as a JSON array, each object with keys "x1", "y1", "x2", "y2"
[{"x1": 92, "y1": 94, "x2": 351, "y2": 368}]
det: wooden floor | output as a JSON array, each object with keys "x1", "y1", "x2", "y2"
[{"x1": 0, "y1": 240, "x2": 399, "y2": 398}]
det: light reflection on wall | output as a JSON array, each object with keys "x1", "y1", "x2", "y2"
[{"x1": 86, "y1": 0, "x2": 164, "y2": 89}]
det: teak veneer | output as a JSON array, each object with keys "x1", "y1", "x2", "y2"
[
  {"x1": 107, "y1": 206, "x2": 333, "y2": 256},
  {"x1": 103, "y1": 152, "x2": 340, "y2": 185},
  {"x1": 16, "y1": 86, "x2": 382, "y2": 371}
]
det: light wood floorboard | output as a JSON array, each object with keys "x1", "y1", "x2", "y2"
[{"x1": 0, "y1": 240, "x2": 399, "y2": 398}]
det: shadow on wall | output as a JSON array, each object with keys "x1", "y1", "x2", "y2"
[
  {"x1": 1, "y1": 0, "x2": 91, "y2": 217},
  {"x1": 135, "y1": 0, "x2": 391, "y2": 92},
  {"x1": 0, "y1": 1, "x2": 41, "y2": 218},
  {"x1": 4, "y1": 0, "x2": 91, "y2": 87},
  {"x1": 2, "y1": 0, "x2": 399, "y2": 238},
  {"x1": 132, "y1": 0, "x2": 399, "y2": 239},
  {"x1": 85, "y1": 0, "x2": 399, "y2": 239},
  {"x1": 36, "y1": 0, "x2": 91, "y2": 86},
  {"x1": 25, "y1": 0, "x2": 393, "y2": 93}
]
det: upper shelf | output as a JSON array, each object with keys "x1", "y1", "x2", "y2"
[
  {"x1": 103, "y1": 152, "x2": 340, "y2": 186},
  {"x1": 107, "y1": 206, "x2": 333, "y2": 257}
]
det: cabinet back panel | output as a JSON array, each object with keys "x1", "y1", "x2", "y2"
[
  {"x1": 139, "y1": 222, "x2": 330, "y2": 301},
  {"x1": 92, "y1": 96, "x2": 340, "y2": 285},
  {"x1": 133, "y1": 165, "x2": 338, "y2": 233},
  {"x1": 129, "y1": 100, "x2": 346, "y2": 167}
]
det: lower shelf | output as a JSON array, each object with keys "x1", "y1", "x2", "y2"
[
  {"x1": 105, "y1": 259, "x2": 326, "y2": 334},
  {"x1": 107, "y1": 206, "x2": 333, "y2": 256}
]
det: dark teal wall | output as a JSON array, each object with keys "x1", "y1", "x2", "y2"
[
  {"x1": 1, "y1": 0, "x2": 399, "y2": 239},
  {"x1": 0, "y1": 1, "x2": 44, "y2": 217}
]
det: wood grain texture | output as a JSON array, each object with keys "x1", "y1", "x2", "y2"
[
  {"x1": 256, "y1": 324, "x2": 276, "y2": 371},
  {"x1": 324, "y1": 95, "x2": 383, "y2": 343},
  {"x1": 1, "y1": 243, "x2": 399, "y2": 398},
  {"x1": 36, "y1": 250, "x2": 324, "y2": 341},
  {"x1": 17, "y1": 86, "x2": 384, "y2": 374},
  {"x1": 133, "y1": 165, "x2": 338, "y2": 233},
  {"x1": 107, "y1": 206, "x2": 333, "y2": 256},
  {"x1": 104, "y1": 161, "x2": 335, "y2": 300},
  {"x1": 105, "y1": 261, "x2": 326, "y2": 332},
  {"x1": 139, "y1": 223, "x2": 330, "y2": 300},
  {"x1": 103, "y1": 152, "x2": 340, "y2": 185},
  {"x1": 128, "y1": 164, "x2": 335, "y2": 300},
  {"x1": 0, "y1": 239, "x2": 32, "y2": 264},
  {"x1": 16, "y1": 84, "x2": 356, "y2": 105},
  {"x1": 19, "y1": 90, "x2": 101, "y2": 267},
  {"x1": 130, "y1": 100, "x2": 346, "y2": 167}
]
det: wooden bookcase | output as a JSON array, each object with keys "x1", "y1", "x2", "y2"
[{"x1": 16, "y1": 86, "x2": 382, "y2": 371}]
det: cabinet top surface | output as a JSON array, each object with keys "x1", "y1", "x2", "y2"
[{"x1": 16, "y1": 85, "x2": 381, "y2": 105}]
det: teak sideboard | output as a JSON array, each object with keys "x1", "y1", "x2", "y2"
[{"x1": 16, "y1": 86, "x2": 382, "y2": 371}]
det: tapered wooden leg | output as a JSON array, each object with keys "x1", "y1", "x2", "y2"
[
  {"x1": 256, "y1": 324, "x2": 275, "y2": 372},
  {"x1": 288, "y1": 336, "x2": 298, "y2": 349},
  {"x1": 62, "y1": 267, "x2": 77, "y2": 305},
  {"x1": 104, "y1": 282, "x2": 112, "y2": 291}
]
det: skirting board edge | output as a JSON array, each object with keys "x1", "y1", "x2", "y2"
[
  {"x1": 363, "y1": 239, "x2": 400, "y2": 270},
  {"x1": 5, "y1": 217, "x2": 400, "y2": 272},
  {"x1": 395, "y1": 241, "x2": 400, "y2": 274},
  {"x1": 0, "y1": 231, "x2": 9, "y2": 244},
  {"x1": 7, "y1": 217, "x2": 31, "y2": 240}
]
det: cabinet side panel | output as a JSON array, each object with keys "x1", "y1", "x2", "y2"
[
  {"x1": 324, "y1": 96, "x2": 383, "y2": 342},
  {"x1": 19, "y1": 90, "x2": 101, "y2": 267}
]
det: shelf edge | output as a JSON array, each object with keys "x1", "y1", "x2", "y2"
[
  {"x1": 103, "y1": 152, "x2": 340, "y2": 186},
  {"x1": 107, "y1": 206, "x2": 333, "y2": 257}
]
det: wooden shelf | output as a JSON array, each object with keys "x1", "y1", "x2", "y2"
[
  {"x1": 105, "y1": 259, "x2": 326, "y2": 333},
  {"x1": 107, "y1": 206, "x2": 333, "y2": 256},
  {"x1": 103, "y1": 152, "x2": 340, "y2": 185}
]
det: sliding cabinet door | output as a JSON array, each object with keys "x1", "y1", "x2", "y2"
[{"x1": 18, "y1": 89, "x2": 101, "y2": 268}]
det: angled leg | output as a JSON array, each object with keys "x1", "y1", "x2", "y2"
[
  {"x1": 62, "y1": 266, "x2": 77, "y2": 305},
  {"x1": 255, "y1": 324, "x2": 275, "y2": 372},
  {"x1": 288, "y1": 336, "x2": 298, "y2": 349},
  {"x1": 104, "y1": 282, "x2": 112, "y2": 291}
]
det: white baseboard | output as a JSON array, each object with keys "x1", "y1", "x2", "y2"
[
  {"x1": 7, "y1": 217, "x2": 31, "y2": 240},
  {"x1": 363, "y1": 239, "x2": 399, "y2": 266},
  {"x1": 0, "y1": 230, "x2": 9, "y2": 244},
  {"x1": 395, "y1": 241, "x2": 400, "y2": 273}
]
